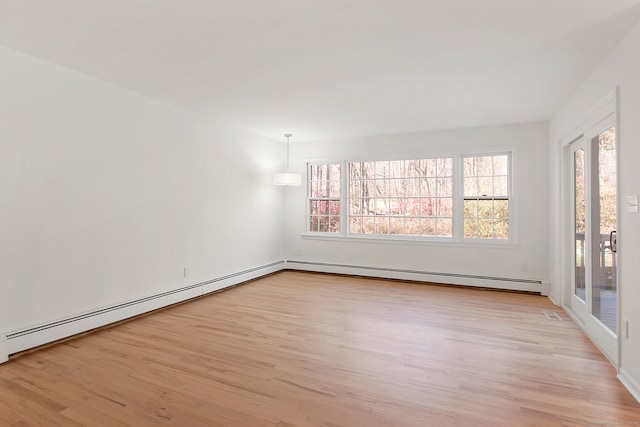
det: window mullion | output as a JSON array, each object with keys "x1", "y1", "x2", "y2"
[{"x1": 341, "y1": 160, "x2": 348, "y2": 236}]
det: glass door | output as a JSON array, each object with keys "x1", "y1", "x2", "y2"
[
  {"x1": 569, "y1": 118, "x2": 618, "y2": 362},
  {"x1": 589, "y1": 124, "x2": 617, "y2": 340}
]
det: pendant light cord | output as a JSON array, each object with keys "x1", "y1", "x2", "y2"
[{"x1": 285, "y1": 133, "x2": 292, "y2": 171}]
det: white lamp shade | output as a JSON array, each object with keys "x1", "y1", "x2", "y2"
[{"x1": 274, "y1": 172, "x2": 302, "y2": 186}]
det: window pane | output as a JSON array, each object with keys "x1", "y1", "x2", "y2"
[
  {"x1": 405, "y1": 197, "x2": 420, "y2": 215},
  {"x1": 361, "y1": 180, "x2": 376, "y2": 197},
  {"x1": 464, "y1": 200, "x2": 477, "y2": 218},
  {"x1": 329, "y1": 201, "x2": 340, "y2": 216},
  {"x1": 362, "y1": 216, "x2": 375, "y2": 234},
  {"x1": 310, "y1": 216, "x2": 319, "y2": 232},
  {"x1": 464, "y1": 177, "x2": 478, "y2": 197},
  {"x1": 329, "y1": 180, "x2": 341, "y2": 197},
  {"x1": 388, "y1": 179, "x2": 404, "y2": 197},
  {"x1": 406, "y1": 160, "x2": 421, "y2": 178},
  {"x1": 389, "y1": 198, "x2": 404, "y2": 215},
  {"x1": 421, "y1": 198, "x2": 436, "y2": 216},
  {"x1": 493, "y1": 155, "x2": 508, "y2": 175},
  {"x1": 494, "y1": 200, "x2": 509, "y2": 218},
  {"x1": 375, "y1": 219, "x2": 389, "y2": 234},
  {"x1": 438, "y1": 158, "x2": 453, "y2": 176},
  {"x1": 437, "y1": 218, "x2": 453, "y2": 237},
  {"x1": 375, "y1": 179, "x2": 389, "y2": 197},
  {"x1": 494, "y1": 176, "x2": 508, "y2": 196},
  {"x1": 319, "y1": 200, "x2": 329, "y2": 215},
  {"x1": 349, "y1": 180, "x2": 363, "y2": 198},
  {"x1": 463, "y1": 157, "x2": 477, "y2": 177},
  {"x1": 476, "y1": 156, "x2": 493, "y2": 176},
  {"x1": 478, "y1": 219, "x2": 494, "y2": 238},
  {"x1": 478, "y1": 177, "x2": 493, "y2": 197},
  {"x1": 374, "y1": 161, "x2": 388, "y2": 179},
  {"x1": 389, "y1": 217, "x2": 404, "y2": 234},
  {"x1": 421, "y1": 218, "x2": 437, "y2": 236},
  {"x1": 494, "y1": 219, "x2": 509, "y2": 239},
  {"x1": 464, "y1": 218, "x2": 478, "y2": 238},
  {"x1": 389, "y1": 160, "x2": 404, "y2": 179},
  {"x1": 329, "y1": 163, "x2": 341, "y2": 179},
  {"x1": 437, "y1": 198, "x2": 453, "y2": 217},
  {"x1": 478, "y1": 200, "x2": 493, "y2": 218},
  {"x1": 421, "y1": 178, "x2": 437, "y2": 197},
  {"x1": 349, "y1": 198, "x2": 363, "y2": 215},
  {"x1": 349, "y1": 162, "x2": 362, "y2": 180},
  {"x1": 437, "y1": 178, "x2": 453, "y2": 197},
  {"x1": 329, "y1": 216, "x2": 340, "y2": 233},
  {"x1": 349, "y1": 216, "x2": 361, "y2": 234},
  {"x1": 310, "y1": 181, "x2": 320, "y2": 198},
  {"x1": 373, "y1": 198, "x2": 388, "y2": 215},
  {"x1": 406, "y1": 217, "x2": 420, "y2": 235}
]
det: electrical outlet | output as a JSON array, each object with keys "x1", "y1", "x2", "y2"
[{"x1": 184, "y1": 267, "x2": 189, "y2": 278}]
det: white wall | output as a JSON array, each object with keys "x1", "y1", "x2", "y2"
[
  {"x1": 0, "y1": 46, "x2": 284, "y2": 348},
  {"x1": 549, "y1": 20, "x2": 640, "y2": 399},
  {"x1": 284, "y1": 122, "x2": 550, "y2": 290}
]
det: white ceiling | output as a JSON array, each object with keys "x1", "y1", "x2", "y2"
[{"x1": 1, "y1": 0, "x2": 640, "y2": 141}]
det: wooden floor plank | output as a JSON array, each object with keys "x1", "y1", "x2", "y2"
[{"x1": 1, "y1": 271, "x2": 638, "y2": 426}]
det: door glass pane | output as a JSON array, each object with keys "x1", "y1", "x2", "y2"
[
  {"x1": 592, "y1": 127, "x2": 617, "y2": 334},
  {"x1": 574, "y1": 148, "x2": 586, "y2": 301}
]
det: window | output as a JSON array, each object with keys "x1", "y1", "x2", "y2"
[
  {"x1": 307, "y1": 152, "x2": 512, "y2": 242},
  {"x1": 348, "y1": 158, "x2": 453, "y2": 237},
  {"x1": 462, "y1": 154, "x2": 510, "y2": 239},
  {"x1": 308, "y1": 163, "x2": 341, "y2": 233}
]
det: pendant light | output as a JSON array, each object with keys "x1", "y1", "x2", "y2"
[{"x1": 274, "y1": 133, "x2": 301, "y2": 186}]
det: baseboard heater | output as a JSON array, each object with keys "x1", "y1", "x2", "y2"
[
  {"x1": 285, "y1": 260, "x2": 545, "y2": 294},
  {"x1": 3, "y1": 261, "x2": 284, "y2": 358}
]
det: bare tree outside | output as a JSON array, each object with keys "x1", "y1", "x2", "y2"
[
  {"x1": 309, "y1": 153, "x2": 511, "y2": 241},
  {"x1": 348, "y1": 158, "x2": 453, "y2": 237},
  {"x1": 309, "y1": 163, "x2": 340, "y2": 233}
]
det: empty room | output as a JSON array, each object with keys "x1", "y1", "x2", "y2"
[{"x1": 1, "y1": 1, "x2": 640, "y2": 425}]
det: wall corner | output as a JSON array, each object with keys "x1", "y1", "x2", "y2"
[{"x1": 0, "y1": 334, "x2": 8, "y2": 364}]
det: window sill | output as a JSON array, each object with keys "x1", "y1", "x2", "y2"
[{"x1": 300, "y1": 233, "x2": 519, "y2": 248}]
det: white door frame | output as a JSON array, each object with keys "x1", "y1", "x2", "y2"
[{"x1": 561, "y1": 89, "x2": 619, "y2": 367}]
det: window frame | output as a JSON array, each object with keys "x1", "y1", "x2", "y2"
[
  {"x1": 307, "y1": 162, "x2": 342, "y2": 234},
  {"x1": 304, "y1": 149, "x2": 516, "y2": 245},
  {"x1": 345, "y1": 158, "x2": 455, "y2": 240},
  {"x1": 459, "y1": 152, "x2": 513, "y2": 242}
]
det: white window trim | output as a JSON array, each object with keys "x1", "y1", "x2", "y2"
[
  {"x1": 306, "y1": 161, "x2": 342, "y2": 235},
  {"x1": 459, "y1": 151, "x2": 515, "y2": 244},
  {"x1": 303, "y1": 147, "x2": 518, "y2": 246}
]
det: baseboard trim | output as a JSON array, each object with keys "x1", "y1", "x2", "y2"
[
  {"x1": 285, "y1": 260, "x2": 542, "y2": 293},
  {"x1": 618, "y1": 368, "x2": 640, "y2": 404},
  {"x1": 3, "y1": 261, "x2": 284, "y2": 359},
  {"x1": 547, "y1": 293, "x2": 561, "y2": 307}
]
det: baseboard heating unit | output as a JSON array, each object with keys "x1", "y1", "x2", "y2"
[{"x1": 285, "y1": 260, "x2": 545, "y2": 294}]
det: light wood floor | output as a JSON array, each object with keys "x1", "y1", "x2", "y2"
[{"x1": 1, "y1": 271, "x2": 639, "y2": 426}]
